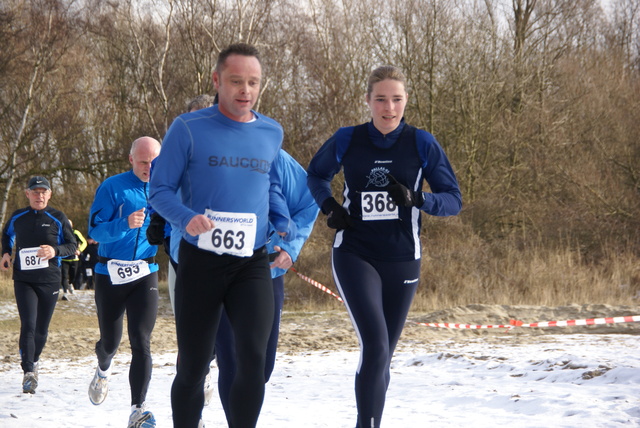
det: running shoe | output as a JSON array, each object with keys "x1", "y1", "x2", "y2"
[
  {"x1": 22, "y1": 371, "x2": 37, "y2": 394},
  {"x1": 88, "y1": 366, "x2": 109, "y2": 405},
  {"x1": 127, "y1": 404, "x2": 156, "y2": 428},
  {"x1": 203, "y1": 372, "x2": 214, "y2": 406}
]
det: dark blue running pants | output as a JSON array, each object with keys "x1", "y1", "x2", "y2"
[
  {"x1": 332, "y1": 248, "x2": 420, "y2": 428},
  {"x1": 215, "y1": 274, "x2": 285, "y2": 423}
]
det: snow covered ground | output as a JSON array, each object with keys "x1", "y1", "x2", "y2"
[{"x1": 1, "y1": 332, "x2": 639, "y2": 427}]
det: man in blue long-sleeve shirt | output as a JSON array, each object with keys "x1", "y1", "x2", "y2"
[{"x1": 149, "y1": 43, "x2": 295, "y2": 428}]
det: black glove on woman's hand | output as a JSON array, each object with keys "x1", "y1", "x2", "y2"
[
  {"x1": 386, "y1": 174, "x2": 425, "y2": 207},
  {"x1": 321, "y1": 198, "x2": 354, "y2": 230}
]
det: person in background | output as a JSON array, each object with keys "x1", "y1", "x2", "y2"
[
  {"x1": 149, "y1": 43, "x2": 296, "y2": 428},
  {"x1": 185, "y1": 94, "x2": 216, "y2": 114},
  {"x1": 87, "y1": 136, "x2": 161, "y2": 428},
  {"x1": 80, "y1": 237, "x2": 99, "y2": 290},
  {"x1": 1, "y1": 176, "x2": 77, "y2": 394},
  {"x1": 214, "y1": 148, "x2": 319, "y2": 421},
  {"x1": 307, "y1": 65, "x2": 462, "y2": 428},
  {"x1": 60, "y1": 219, "x2": 87, "y2": 300}
]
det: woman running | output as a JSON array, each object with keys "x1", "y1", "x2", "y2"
[{"x1": 307, "y1": 65, "x2": 462, "y2": 427}]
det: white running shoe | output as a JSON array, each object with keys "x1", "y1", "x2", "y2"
[
  {"x1": 22, "y1": 372, "x2": 37, "y2": 394},
  {"x1": 127, "y1": 404, "x2": 156, "y2": 428},
  {"x1": 203, "y1": 372, "x2": 214, "y2": 406},
  {"x1": 88, "y1": 366, "x2": 109, "y2": 405}
]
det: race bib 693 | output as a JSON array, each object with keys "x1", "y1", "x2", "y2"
[{"x1": 107, "y1": 259, "x2": 151, "y2": 285}]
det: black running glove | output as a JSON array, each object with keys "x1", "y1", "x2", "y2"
[
  {"x1": 146, "y1": 212, "x2": 166, "y2": 245},
  {"x1": 386, "y1": 174, "x2": 425, "y2": 207},
  {"x1": 321, "y1": 198, "x2": 354, "y2": 230}
]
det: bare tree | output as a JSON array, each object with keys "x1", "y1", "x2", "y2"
[{"x1": 0, "y1": 0, "x2": 82, "y2": 224}]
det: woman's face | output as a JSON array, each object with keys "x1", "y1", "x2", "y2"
[{"x1": 366, "y1": 79, "x2": 408, "y2": 135}]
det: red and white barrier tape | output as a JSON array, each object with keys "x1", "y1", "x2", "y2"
[
  {"x1": 509, "y1": 315, "x2": 640, "y2": 328},
  {"x1": 289, "y1": 269, "x2": 640, "y2": 330},
  {"x1": 412, "y1": 321, "x2": 514, "y2": 330},
  {"x1": 289, "y1": 267, "x2": 343, "y2": 303},
  {"x1": 411, "y1": 315, "x2": 640, "y2": 330}
]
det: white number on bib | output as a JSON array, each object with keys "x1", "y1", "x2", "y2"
[
  {"x1": 361, "y1": 191, "x2": 398, "y2": 221},
  {"x1": 107, "y1": 260, "x2": 151, "y2": 285},
  {"x1": 19, "y1": 247, "x2": 47, "y2": 270},
  {"x1": 197, "y1": 210, "x2": 256, "y2": 257}
]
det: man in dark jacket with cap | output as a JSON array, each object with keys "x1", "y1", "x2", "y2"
[{"x1": 1, "y1": 176, "x2": 76, "y2": 394}]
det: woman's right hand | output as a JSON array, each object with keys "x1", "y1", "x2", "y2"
[{"x1": 321, "y1": 198, "x2": 353, "y2": 230}]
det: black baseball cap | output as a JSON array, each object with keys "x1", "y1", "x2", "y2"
[{"x1": 27, "y1": 176, "x2": 51, "y2": 191}]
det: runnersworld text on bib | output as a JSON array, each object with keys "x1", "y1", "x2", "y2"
[{"x1": 197, "y1": 209, "x2": 257, "y2": 258}]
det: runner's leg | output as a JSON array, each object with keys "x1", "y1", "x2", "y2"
[
  {"x1": 332, "y1": 249, "x2": 387, "y2": 428},
  {"x1": 265, "y1": 275, "x2": 284, "y2": 382},
  {"x1": 225, "y1": 248, "x2": 273, "y2": 428},
  {"x1": 94, "y1": 274, "x2": 126, "y2": 371},
  {"x1": 32, "y1": 281, "x2": 59, "y2": 364},
  {"x1": 14, "y1": 281, "x2": 38, "y2": 373},
  {"x1": 125, "y1": 273, "x2": 158, "y2": 406},
  {"x1": 171, "y1": 241, "x2": 225, "y2": 428}
]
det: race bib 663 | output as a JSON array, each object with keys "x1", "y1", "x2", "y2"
[{"x1": 197, "y1": 210, "x2": 257, "y2": 257}]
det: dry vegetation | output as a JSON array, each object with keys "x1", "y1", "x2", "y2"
[{"x1": 0, "y1": 0, "x2": 639, "y2": 310}]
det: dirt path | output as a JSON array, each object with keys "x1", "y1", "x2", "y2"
[{"x1": 1, "y1": 290, "x2": 639, "y2": 369}]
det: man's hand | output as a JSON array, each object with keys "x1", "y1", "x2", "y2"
[
  {"x1": 1, "y1": 253, "x2": 11, "y2": 271},
  {"x1": 36, "y1": 245, "x2": 55, "y2": 261},
  {"x1": 186, "y1": 214, "x2": 215, "y2": 236},
  {"x1": 270, "y1": 246, "x2": 293, "y2": 270},
  {"x1": 128, "y1": 208, "x2": 146, "y2": 229}
]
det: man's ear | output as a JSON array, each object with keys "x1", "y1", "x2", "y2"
[{"x1": 213, "y1": 70, "x2": 220, "y2": 89}]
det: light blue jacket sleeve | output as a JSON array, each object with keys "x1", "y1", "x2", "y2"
[
  {"x1": 268, "y1": 155, "x2": 297, "y2": 242},
  {"x1": 268, "y1": 150, "x2": 319, "y2": 278}
]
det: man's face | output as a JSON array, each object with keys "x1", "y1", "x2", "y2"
[
  {"x1": 26, "y1": 188, "x2": 51, "y2": 210},
  {"x1": 213, "y1": 54, "x2": 262, "y2": 122},
  {"x1": 129, "y1": 140, "x2": 160, "y2": 182}
]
